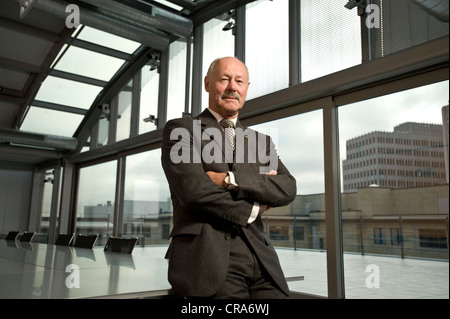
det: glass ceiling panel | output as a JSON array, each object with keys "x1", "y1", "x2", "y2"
[
  {"x1": 34, "y1": 76, "x2": 103, "y2": 110},
  {"x1": 21, "y1": 106, "x2": 84, "y2": 137},
  {"x1": 77, "y1": 26, "x2": 141, "y2": 54},
  {"x1": 54, "y1": 46, "x2": 125, "y2": 82}
]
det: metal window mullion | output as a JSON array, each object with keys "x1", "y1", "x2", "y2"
[
  {"x1": 28, "y1": 170, "x2": 45, "y2": 234},
  {"x1": 49, "y1": 69, "x2": 108, "y2": 87},
  {"x1": 113, "y1": 156, "x2": 126, "y2": 237},
  {"x1": 58, "y1": 160, "x2": 75, "y2": 235},
  {"x1": 47, "y1": 166, "x2": 62, "y2": 244},
  {"x1": 289, "y1": 0, "x2": 301, "y2": 86},
  {"x1": 191, "y1": 24, "x2": 204, "y2": 116},
  {"x1": 157, "y1": 48, "x2": 169, "y2": 129},
  {"x1": 130, "y1": 71, "x2": 141, "y2": 137},
  {"x1": 323, "y1": 99, "x2": 345, "y2": 299},
  {"x1": 90, "y1": 120, "x2": 99, "y2": 150},
  {"x1": 108, "y1": 96, "x2": 118, "y2": 144},
  {"x1": 235, "y1": 5, "x2": 246, "y2": 62},
  {"x1": 184, "y1": 35, "x2": 193, "y2": 115}
]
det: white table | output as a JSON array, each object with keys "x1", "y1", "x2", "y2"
[{"x1": 0, "y1": 240, "x2": 171, "y2": 299}]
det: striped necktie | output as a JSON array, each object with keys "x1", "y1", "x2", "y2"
[{"x1": 220, "y1": 119, "x2": 235, "y2": 151}]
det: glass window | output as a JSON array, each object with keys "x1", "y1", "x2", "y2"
[
  {"x1": 250, "y1": 109, "x2": 327, "y2": 297},
  {"x1": 75, "y1": 160, "x2": 117, "y2": 247},
  {"x1": 121, "y1": 150, "x2": 172, "y2": 246},
  {"x1": 140, "y1": 67, "x2": 160, "y2": 134},
  {"x1": 245, "y1": 0, "x2": 289, "y2": 100},
  {"x1": 97, "y1": 115, "x2": 109, "y2": 147},
  {"x1": 338, "y1": 80, "x2": 449, "y2": 298},
  {"x1": 116, "y1": 79, "x2": 133, "y2": 142},
  {"x1": 167, "y1": 40, "x2": 188, "y2": 121},
  {"x1": 77, "y1": 26, "x2": 141, "y2": 54},
  {"x1": 20, "y1": 106, "x2": 84, "y2": 137},
  {"x1": 34, "y1": 76, "x2": 103, "y2": 110},
  {"x1": 201, "y1": 17, "x2": 235, "y2": 110},
  {"x1": 299, "y1": 0, "x2": 361, "y2": 82},
  {"x1": 39, "y1": 171, "x2": 54, "y2": 241},
  {"x1": 373, "y1": 0, "x2": 449, "y2": 59},
  {"x1": 54, "y1": 46, "x2": 126, "y2": 82}
]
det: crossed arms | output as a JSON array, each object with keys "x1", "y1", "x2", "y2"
[{"x1": 161, "y1": 118, "x2": 297, "y2": 227}]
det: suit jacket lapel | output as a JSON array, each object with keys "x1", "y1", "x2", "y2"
[
  {"x1": 197, "y1": 109, "x2": 251, "y2": 170},
  {"x1": 196, "y1": 109, "x2": 231, "y2": 168},
  {"x1": 197, "y1": 109, "x2": 224, "y2": 148}
]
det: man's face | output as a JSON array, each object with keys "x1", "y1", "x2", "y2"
[{"x1": 205, "y1": 57, "x2": 250, "y2": 119}]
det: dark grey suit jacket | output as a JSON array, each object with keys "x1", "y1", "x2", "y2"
[{"x1": 161, "y1": 109, "x2": 296, "y2": 297}]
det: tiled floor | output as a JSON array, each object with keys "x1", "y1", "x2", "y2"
[{"x1": 134, "y1": 245, "x2": 449, "y2": 299}]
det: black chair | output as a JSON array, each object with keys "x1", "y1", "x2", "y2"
[
  {"x1": 73, "y1": 234, "x2": 98, "y2": 249},
  {"x1": 55, "y1": 233, "x2": 74, "y2": 246},
  {"x1": 19, "y1": 231, "x2": 35, "y2": 242},
  {"x1": 5, "y1": 231, "x2": 19, "y2": 240},
  {"x1": 104, "y1": 236, "x2": 138, "y2": 254}
]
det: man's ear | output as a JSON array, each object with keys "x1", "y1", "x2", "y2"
[{"x1": 204, "y1": 76, "x2": 210, "y2": 92}]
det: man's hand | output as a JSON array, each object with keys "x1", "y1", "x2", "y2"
[
  {"x1": 206, "y1": 170, "x2": 279, "y2": 212},
  {"x1": 258, "y1": 204, "x2": 272, "y2": 215},
  {"x1": 258, "y1": 170, "x2": 277, "y2": 214},
  {"x1": 206, "y1": 171, "x2": 227, "y2": 188}
]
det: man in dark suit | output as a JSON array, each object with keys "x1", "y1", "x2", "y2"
[{"x1": 161, "y1": 57, "x2": 297, "y2": 298}]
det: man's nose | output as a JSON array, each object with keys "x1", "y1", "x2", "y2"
[{"x1": 227, "y1": 79, "x2": 237, "y2": 91}]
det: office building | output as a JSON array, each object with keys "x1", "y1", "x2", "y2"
[{"x1": 343, "y1": 120, "x2": 448, "y2": 192}]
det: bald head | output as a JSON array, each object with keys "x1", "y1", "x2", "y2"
[
  {"x1": 204, "y1": 57, "x2": 250, "y2": 119},
  {"x1": 207, "y1": 57, "x2": 249, "y2": 81}
]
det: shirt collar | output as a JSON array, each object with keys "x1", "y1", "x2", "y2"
[{"x1": 208, "y1": 108, "x2": 237, "y2": 127}]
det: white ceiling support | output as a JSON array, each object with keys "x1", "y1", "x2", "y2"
[
  {"x1": 0, "y1": 128, "x2": 78, "y2": 151},
  {"x1": 410, "y1": 0, "x2": 449, "y2": 22},
  {"x1": 16, "y1": 0, "x2": 170, "y2": 50}
]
